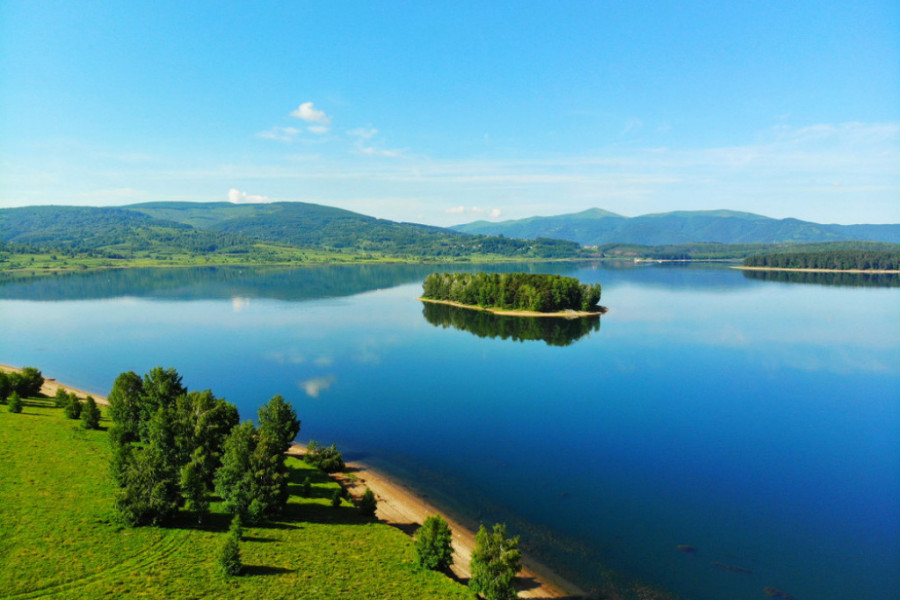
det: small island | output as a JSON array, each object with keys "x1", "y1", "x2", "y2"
[{"x1": 420, "y1": 272, "x2": 605, "y2": 317}]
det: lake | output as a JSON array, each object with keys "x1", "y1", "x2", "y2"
[{"x1": 1, "y1": 262, "x2": 897, "y2": 599}]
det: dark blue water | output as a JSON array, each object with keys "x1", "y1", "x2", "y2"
[{"x1": 1, "y1": 263, "x2": 897, "y2": 599}]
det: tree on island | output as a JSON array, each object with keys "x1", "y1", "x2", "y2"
[
  {"x1": 415, "y1": 514, "x2": 454, "y2": 571},
  {"x1": 469, "y1": 523, "x2": 522, "y2": 600},
  {"x1": 423, "y1": 272, "x2": 601, "y2": 313}
]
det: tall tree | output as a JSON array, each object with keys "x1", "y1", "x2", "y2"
[
  {"x1": 469, "y1": 523, "x2": 522, "y2": 600},
  {"x1": 108, "y1": 370, "x2": 144, "y2": 444},
  {"x1": 415, "y1": 515, "x2": 454, "y2": 571},
  {"x1": 257, "y1": 394, "x2": 301, "y2": 452}
]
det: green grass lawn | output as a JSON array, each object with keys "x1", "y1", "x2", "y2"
[{"x1": 0, "y1": 399, "x2": 473, "y2": 599}]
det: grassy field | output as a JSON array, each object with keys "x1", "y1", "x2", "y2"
[{"x1": 0, "y1": 398, "x2": 474, "y2": 600}]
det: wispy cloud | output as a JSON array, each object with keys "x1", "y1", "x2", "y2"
[
  {"x1": 348, "y1": 127, "x2": 404, "y2": 157},
  {"x1": 444, "y1": 205, "x2": 502, "y2": 218},
  {"x1": 227, "y1": 188, "x2": 270, "y2": 203},
  {"x1": 257, "y1": 126, "x2": 302, "y2": 142},
  {"x1": 291, "y1": 102, "x2": 332, "y2": 134}
]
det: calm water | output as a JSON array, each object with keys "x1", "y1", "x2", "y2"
[{"x1": 1, "y1": 263, "x2": 897, "y2": 599}]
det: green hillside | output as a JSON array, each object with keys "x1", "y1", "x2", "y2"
[
  {"x1": 0, "y1": 398, "x2": 473, "y2": 600},
  {"x1": 453, "y1": 208, "x2": 900, "y2": 246},
  {"x1": 0, "y1": 202, "x2": 585, "y2": 271}
]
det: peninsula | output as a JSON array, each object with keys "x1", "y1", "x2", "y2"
[{"x1": 421, "y1": 271, "x2": 605, "y2": 316}]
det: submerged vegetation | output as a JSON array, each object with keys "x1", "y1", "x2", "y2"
[{"x1": 422, "y1": 271, "x2": 602, "y2": 313}]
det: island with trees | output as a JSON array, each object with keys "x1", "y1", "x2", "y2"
[
  {"x1": 421, "y1": 271, "x2": 604, "y2": 316},
  {"x1": 740, "y1": 246, "x2": 900, "y2": 272}
]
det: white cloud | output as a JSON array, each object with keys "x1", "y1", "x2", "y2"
[
  {"x1": 300, "y1": 375, "x2": 335, "y2": 398},
  {"x1": 348, "y1": 127, "x2": 403, "y2": 157},
  {"x1": 227, "y1": 188, "x2": 270, "y2": 203},
  {"x1": 257, "y1": 126, "x2": 301, "y2": 142},
  {"x1": 348, "y1": 127, "x2": 378, "y2": 140},
  {"x1": 444, "y1": 206, "x2": 502, "y2": 219},
  {"x1": 291, "y1": 102, "x2": 332, "y2": 134}
]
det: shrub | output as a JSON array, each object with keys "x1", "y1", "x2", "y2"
[
  {"x1": 54, "y1": 388, "x2": 69, "y2": 408},
  {"x1": 81, "y1": 396, "x2": 101, "y2": 429},
  {"x1": 218, "y1": 515, "x2": 243, "y2": 576},
  {"x1": 469, "y1": 523, "x2": 522, "y2": 600},
  {"x1": 7, "y1": 391, "x2": 23, "y2": 413},
  {"x1": 301, "y1": 476, "x2": 312, "y2": 497},
  {"x1": 358, "y1": 487, "x2": 377, "y2": 517},
  {"x1": 65, "y1": 395, "x2": 83, "y2": 419},
  {"x1": 304, "y1": 440, "x2": 345, "y2": 473},
  {"x1": 415, "y1": 515, "x2": 454, "y2": 571},
  {"x1": 331, "y1": 489, "x2": 342, "y2": 508}
]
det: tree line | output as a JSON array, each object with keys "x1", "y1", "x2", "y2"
[
  {"x1": 422, "y1": 271, "x2": 602, "y2": 313},
  {"x1": 743, "y1": 248, "x2": 900, "y2": 270}
]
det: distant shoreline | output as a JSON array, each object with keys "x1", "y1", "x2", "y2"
[
  {"x1": 0, "y1": 361, "x2": 578, "y2": 598},
  {"x1": 418, "y1": 297, "x2": 608, "y2": 318},
  {"x1": 0, "y1": 363, "x2": 109, "y2": 405},
  {"x1": 733, "y1": 266, "x2": 900, "y2": 274}
]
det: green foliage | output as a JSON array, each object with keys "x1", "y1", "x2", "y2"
[
  {"x1": 304, "y1": 440, "x2": 345, "y2": 473},
  {"x1": 54, "y1": 387, "x2": 70, "y2": 408},
  {"x1": 0, "y1": 371, "x2": 10, "y2": 402},
  {"x1": 358, "y1": 487, "x2": 377, "y2": 517},
  {"x1": 80, "y1": 396, "x2": 101, "y2": 429},
  {"x1": 113, "y1": 443, "x2": 180, "y2": 526},
  {"x1": 65, "y1": 395, "x2": 83, "y2": 419},
  {"x1": 423, "y1": 271, "x2": 601, "y2": 312},
  {"x1": 415, "y1": 515, "x2": 454, "y2": 571},
  {"x1": 214, "y1": 420, "x2": 290, "y2": 523},
  {"x1": 0, "y1": 202, "x2": 588, "y2": 271},
  {"x1": 218, "y1": 515, "x2": 243, "y2": 576},
  {"x1": 301, "y1": 476, "x2": 312, "y2": 497},
  {"x1": 257, "y1": 394, "x2": 301, "y2": 452},
  {"x1": 1, "y1": 404, "x2": 475, "y2": 600},
  {"x1": 108, "y1": 368, "x2": 239, "y2": 527},
  {"x1": 7, "y1": 391, "x2": 23, "y2": 413},
  {"x1": 108, "y1": 371, "x2": 144, "y2": 444},
  {"x1": 744, "y1": 247, "x2": 900, "y2": 270},
  {"x1": 331, "y1": 489, "x2": 342, "y2": 508},
  {"x1": 13, "y1": 367, "x2": 44, "y2": 397},
  {"x1": 469, "y1": 523, "x2": 522, "y2": 600}
]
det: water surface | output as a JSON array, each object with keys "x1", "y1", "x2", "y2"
[{"x1": 1, "y1": 263, "x2": 897, "y2": 599}]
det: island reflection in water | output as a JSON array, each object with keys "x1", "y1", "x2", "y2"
[
  {"x1": 421, "y1": 301, "x2": 600, "y2": 346},
  {"x1": 741, "y1": 269, "x2": 900, "y2": 287}
]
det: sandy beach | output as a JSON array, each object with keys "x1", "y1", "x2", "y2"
[
  {"x1": 0, "y1": 363, "x2": 109, "y2": 405},
  {"x1": 2, "y1": 362, "x2": 579, "y2": 598},
  {"x1": 419, "y1": 297, "x2": 607, "y2": 319},
  {"x1": 287, "y1": 444, "x2": 581, "y2": 599}
]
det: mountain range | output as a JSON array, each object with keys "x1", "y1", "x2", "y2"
[{"x1": 453, "y1": 208, "x2": 900, "y2": 246}]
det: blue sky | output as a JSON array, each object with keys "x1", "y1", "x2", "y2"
[{"x1": 1, "y1": 1, "x2": 897, "y2": 226}]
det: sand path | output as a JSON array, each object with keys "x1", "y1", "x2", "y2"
[{"x1": 287, "y1": 444, "x2": 580, "y2": 599}]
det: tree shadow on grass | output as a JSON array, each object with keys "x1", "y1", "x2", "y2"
[
  {"x1": 242, "y1": 565, "x2": 295, "y2": 577},
  {"x1": 281, "y1": 501, "x2": 369, "y2": 526}
]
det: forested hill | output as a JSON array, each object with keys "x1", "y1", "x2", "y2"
[
  {"x1": 453, "y1": 208, "x2": 900, "y2": 246},
  {"x1": 0, "y1": 202, "x2": 583, "y2": 261}
]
